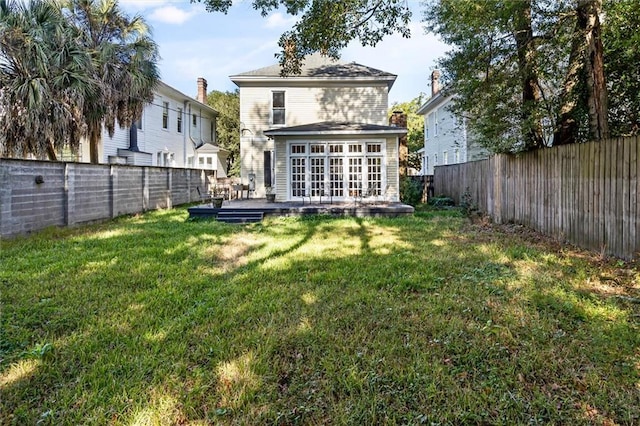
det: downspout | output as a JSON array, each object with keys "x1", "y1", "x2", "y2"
[
  {"x1": 183, "y1": 100, "x2": 188, "y2": 168},
  {"x1": 187, "y1": 103, "x2": 198, "y2": 154}
]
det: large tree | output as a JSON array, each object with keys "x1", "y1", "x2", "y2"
[
  {"x1": 0, "y1": 0, "x2": 90, "y2": 160},
  {"x1": 603, "y1": 0, "x2": 640, "y2": 137},
  {"x1": 389, "y1": 96, "x2": 425, "y2": 171},
  {"x1": 63, "y1": 0, "x2": 159, "y2": 164},
  {"x1": 199, "y1": 0, "x2": 635, "y2": 151},
  {"x1": 194, "y1": 0, "x2": 411, "y2": 75},
  {"x1": 207, "y1": 89, "x2": 240, "y2": 176}
]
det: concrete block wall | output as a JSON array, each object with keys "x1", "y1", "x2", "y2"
[
  {"x1": 70, "y1": 164, "x2": 112, "y2": 224},
  {"x1": 112, "y1": 166, "x2": 144, "y2": 216},
  {"x1": 0, "y1": 159, "x2": 214, "y2": 238},
  {"x1": 0, "y1": 160, "x2": 66, "y2": 236}
]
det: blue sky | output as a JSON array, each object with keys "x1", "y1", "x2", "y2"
[{"x1": 120, "y1": 0, "x2": 451, "y2": 105}]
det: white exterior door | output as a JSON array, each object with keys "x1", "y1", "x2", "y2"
[{"x1": 287, "y1": 141, "x2": 385, "y2": 201}]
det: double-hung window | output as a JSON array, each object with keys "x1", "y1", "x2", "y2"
[
  {"x1": 177, "y1": 107, "x2": 183, "y2": 133},
  {"x1": 272, "y1": 91, "x2": 285, "y2": 125},
  {"x1": 162, "y1": 102, "x2": 169, "y2": 129}
]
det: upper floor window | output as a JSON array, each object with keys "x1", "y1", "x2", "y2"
[
  {"x1": 443, "y1": 150, "x2": 448, "y2": 165},
  {"x1": 272, "y1": 91, "x2": 285, "y2": 125},
  {"x1": 136, "y1": 113, "x2": 143, "y2": 130},
  {"x1": 211, "y1": 121, "x2": 215, "y2": 141},
  {"x1": 192, "y1": 113, "x2": 197, "y2": 127},
  {"x1": 162, "y1": 102, "x2": 169, "y2": 129},
  {"x1": 434, "y1": 109, "x2": 439, "y2": 136},
  {"x1": 177, "y1": 107, "x2": 183, "y2": 133}
]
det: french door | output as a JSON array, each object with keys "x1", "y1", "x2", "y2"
[{"x1": 288, "y1": 141, "x2": 384, "y2": 201}]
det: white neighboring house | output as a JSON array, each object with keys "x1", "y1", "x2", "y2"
[
  {"x1": 416, "y1": 71, "x2": 488, "y2": 175},
  {"x1": 77, "y1": 78, "x2": 228, "y2": 176},
  {"x1": 230, "y1": 54, "x2": 407, "y2": 201}
]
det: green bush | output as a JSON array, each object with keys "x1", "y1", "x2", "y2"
[
  {"x1": 400, "y1": 177, "x2": 423, "y2": 206},
  {"x1": 427, "y1": 195, "x2": 455, "y2": 208}
]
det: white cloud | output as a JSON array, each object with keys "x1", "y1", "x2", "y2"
[
  {"x1": 149, "y1": 5, "x2": 197, "y2": 25},
  {"x1": 264, "y1": 12, "x2": 297, "y2": 29},
  {"x1": 119, "y1": 0, "x2": 167, "y2": 12}
]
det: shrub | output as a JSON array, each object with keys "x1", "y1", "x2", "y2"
[{"x1": 400, "y1": 177, "x2": 423, "y2": 206}]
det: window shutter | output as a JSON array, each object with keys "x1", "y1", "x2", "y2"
[{"x1": 264, "y1": 151, "x2": 272, "y2": 187}]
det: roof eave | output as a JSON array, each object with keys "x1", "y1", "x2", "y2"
[
  {"x1": 416, "y1": 91, "x2": 452, "y2": 115},
  {"x1": 156, "y1": 81, "x2": 219, "y2": 116},
  {"x1": 230, "y1": 75, "x2": 397, "y2": 87},
  {"x1": 264, "y1": 129, "x2": 408, "y2": 137}
]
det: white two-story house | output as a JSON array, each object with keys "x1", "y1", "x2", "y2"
[
  {"x1": 417, "y1": 71, "x2": 488, "y2": 175},
  {"x1": 230, "y1": 54, "x2": 407, "y2": 201},
  {"x1": 78, "y1": 78, "x2": 228, "y2": 176}
]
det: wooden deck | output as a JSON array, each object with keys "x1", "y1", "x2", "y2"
[{"x1": 188, "y1": 198, "x2": 414, "y2": 220}]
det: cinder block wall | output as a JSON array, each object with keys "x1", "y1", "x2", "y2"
[{"x1": 0, "y1": 159, "x2": 213, "y2": 238}]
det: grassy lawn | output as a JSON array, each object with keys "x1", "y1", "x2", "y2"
[{"x1": 1, "y1": 207, "x2": 639, "y2": 425}]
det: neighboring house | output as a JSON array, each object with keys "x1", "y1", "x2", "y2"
[
  {"x1": 76, "y1": 78, "x2": 228, "y2": 176},
  {"x1": 416, "y1": 71, "x2": 488, "y2": 175},
  {"x1": 230, "y1": 54, "x2": 407, "y2": 201}
]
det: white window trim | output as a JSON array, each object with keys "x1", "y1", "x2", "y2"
[
  {"x1": 162, "y1": 101, "x2": 169, "y2": 131},
  {"x1": 177, "y1": 107, "x2": 183, "y2": 134},
  {"x1": 285, "y1": 139, "x2": 387, "y2": 202},
  {"x1": 434, "y1": 108, "x2": 439, "y2": 137},
  {"x1": 271, "y1": 90, "x2": 287, "y2": 127}
]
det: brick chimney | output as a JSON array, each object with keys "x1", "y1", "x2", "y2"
[
  {"x1": 389, "y1": 110, "x2": 408, "y2": 178},
  {"x1": 197, "y1": 77, "x2": 207, "y2": 103},
  {"x1": 431, "y1": 70, "x2": 441, "y2": 97}
]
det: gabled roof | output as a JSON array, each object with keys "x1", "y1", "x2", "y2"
[
  {"x1": 416, "y1": 89, "x2": 451, "y2": 116},
  {"x1": 156, "y1": 81, "x2": 218, "y2": 117},
  {"x1": 230, "y1": 54, "x2": 397, "y2": 89},
  {"x1": 263, "y1": 121, "x2": 407, "y2": 137},
  {"x1": 196, "y1": 142, "x2": 229, "y2": 154}
]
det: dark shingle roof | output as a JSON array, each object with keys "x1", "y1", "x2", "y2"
[
  {"x1": 263, "y1": 121, "x2": 407, "y2": 136},
  {"x1": 232, "y1": 53, "x2": 396, "y2": 79}
]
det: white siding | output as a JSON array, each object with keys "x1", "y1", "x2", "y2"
[
  {"x1": 82, "y1": 84, "x2": 218, "y2": 168},
  {"x1": 420, "y1": 96, "x2": 489, "y2": 175},
  {"x1": 271, "y1": 135, "x2": 399, "y2": 202},
  {"x1": 239, "y1": 84, "x2": 389, "y2": 138}
]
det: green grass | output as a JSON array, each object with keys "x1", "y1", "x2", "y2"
[{"x1": 1, "y1": 208, "x2": 639, "y2": 425}]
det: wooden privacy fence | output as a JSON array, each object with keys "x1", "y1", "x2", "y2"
[{"x1": 434, "y1": 136, "x2": 639, "y2": 259}]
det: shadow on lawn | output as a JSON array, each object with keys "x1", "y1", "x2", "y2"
[{"x1": 0, "y1": 211, "x2": 638, "y2": 424}]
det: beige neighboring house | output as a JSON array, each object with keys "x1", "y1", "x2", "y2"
[
  {"x1": 75, "y1": 78, "x2": 228, "y2": 176},
  {"x1": 230, "y1": 54, "x2": 407, "y2": 201},
  {"x1": 416, "y1": 71, "x2": 488, "y2": 175}
]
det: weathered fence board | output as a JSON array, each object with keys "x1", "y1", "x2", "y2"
[{"x1": 434, "y1": 137, "x2": 639, "y2": 259}]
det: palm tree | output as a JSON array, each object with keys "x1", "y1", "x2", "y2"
[
  {"x1": 0, "y1": 0, "x2": 91, "y2": 160},
  {"x1": 64, "y1": 0, "x2": 159, "y2": 164}
]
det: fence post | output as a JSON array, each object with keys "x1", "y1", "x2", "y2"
[
  {"x1": 110, "y1": 165, "x2": 116, "y2": 218},
  {"x1": 64, "y1": 162, "x2": 75, "y2": 225},
  {"x1": 142, "y1": 167, "x2": 149, "y2": 211}
]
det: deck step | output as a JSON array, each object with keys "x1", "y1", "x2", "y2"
[{"x1": 216, "y1": 210, "x2": 264, "y2": 224}]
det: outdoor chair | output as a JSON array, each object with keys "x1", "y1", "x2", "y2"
[
  {"x1": 302, "y1": 184, "x2": 332, "y2": 205},
  {"x1": 196, "y1": 186, "x2": 213, "y2": 206}
]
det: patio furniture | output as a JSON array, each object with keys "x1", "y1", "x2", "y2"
[{"x1": 196, "y1": 186, "x2": 213, "y2": 206}]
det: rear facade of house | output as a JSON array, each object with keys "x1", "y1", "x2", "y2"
[{"x1": 230, "y1": 54, "x2": 406, "y2": 202}]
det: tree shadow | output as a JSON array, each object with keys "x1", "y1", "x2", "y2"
[{"x1": 1, "y1": 211, "x2": 638, "y2": 424}]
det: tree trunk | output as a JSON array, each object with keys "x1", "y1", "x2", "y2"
[
  {"x1": 89, "y1": 120, "x2": 101, "y2": 164},
  {"x1": 46, "y1": 141, "x2": 58, "y2": 161},
  {"x1": 513, "y1": 0, "x2": 544, "y2": 150},
  {"x1": 581, "y1": 0, "x2": 608, "y2": 140},
  {"x1": 554, "y1": 0, "x2": 608, "y2": 145}
]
